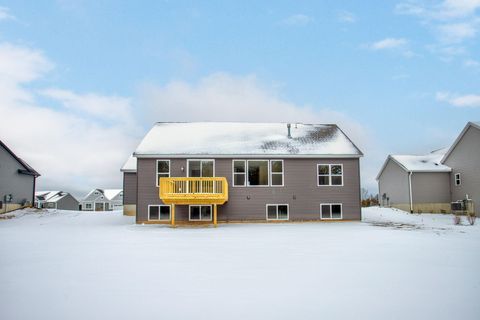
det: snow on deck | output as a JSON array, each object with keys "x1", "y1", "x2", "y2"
[
  {"x1": 134, "y1": 122, "x2": 362, "y2": 156},
  {"x1": 1, "y1": 207, "x2": 479, "y2": 320}
]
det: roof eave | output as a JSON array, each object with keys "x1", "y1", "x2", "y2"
[
  {"x1": 133, "y1": 153, "x2": 363, "y2": 159},
  {"x1": 441, "y1": 122, "x2": 480, "y2": 164}
]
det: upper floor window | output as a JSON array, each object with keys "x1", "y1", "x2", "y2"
[
  {"x1": 317, "y1": 164, "x2": 343, "y2": 186},
  {"x1": 455, "y1": 173, "x2": 461, "y2": 186},
  {"x1": 270, "y1": 160, "x2": 284, "y2": 186},
  {"x1": 188, "y1": 160, "x2": 214, "y2": 177},
  {"x1": 247, "y1": 160, "x2": 269, "y2": 186},
  {"x1": 233, "y1": 160, "x2": 246, "y2": 186},
  {"x1": 156, "y1": 160, "x2": 170, "y2": 187}
]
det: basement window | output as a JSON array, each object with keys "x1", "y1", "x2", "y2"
[
  {"x1": 189, "y1": 205, "x2": 212, "y2": 221},
  {"x1": 320, "y1": 203, "x2": 343, "y2": 220},
  {"x1": 266, "y1": 204, "x2": 289, "y2": 220},
  {"x1": 455, "y1": 173, "x2": 461, "y2": 186},
  {"x1": 148, "y1": 205, "x2": 171, "y2": 221}
]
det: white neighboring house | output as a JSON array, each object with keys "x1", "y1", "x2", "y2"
[
  {"x1": 81, "y1": 189, "x2": 123, "y2": 211},
  {"x1": 35, "y1": 191, "x2": 79, "y2": 210}
]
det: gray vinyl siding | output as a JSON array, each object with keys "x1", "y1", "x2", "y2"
[
  {"x1": 443, "y1": 126, "x2": 480, "y2": 216},
  {"x1": 56, "y1": 194, "x2": 79, "y2": 210},
  {"x1": 0, "y1": 144, "x2": 35, "y2": 206},
  {"x1": 378, "y1": 159, "x2": 410, "y2": 205},
  {"x1": 123, "y1": 172, "x2": 137, "y2": 205},
  {"x1": 136, "y1": 157, "x2": 361, "y2": 223},
  {"x1": 411, "y1": 172, "x2": 451, "y2": 203}
]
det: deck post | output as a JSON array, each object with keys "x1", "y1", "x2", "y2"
[
  {"x1": 213, "y1": 204, "x2": 217, "y2": 227},
  {"x1": 171, "y1": 204, "x2": 176, "y2": 227}
]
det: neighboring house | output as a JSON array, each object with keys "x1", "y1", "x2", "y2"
[
  {"x1": 120, "y1": 155, "x2": 137, "y2": 216},
  {"x1": 376, "y1": 149, "x2": 451, "y2": 213},
  {"x1": 377, "y1": 121, "x2": 480, "y2": 216},
  {"x1": 80, "y1": 189, "x2": 123, "y2": 211},
  {"x1": 442, "y1": 122, "x2": 480, "y2": 216},
  {"x1": 128, "y1": 122, "x2": 363, "y2": 226},
  {"x1": 35, "y1": 191, "x2": 79, "y2": 210},
  {"x1": 0, "y1": 140, "x2": 40, "y2": 214}
]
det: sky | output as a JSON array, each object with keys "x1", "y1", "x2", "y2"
[{"x1": 0, "y1": 0, "x2": 479, "y2": 197}]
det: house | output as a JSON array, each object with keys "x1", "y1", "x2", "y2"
[
  {"x1": 377, "y1": 121, "x2": 480, "y2": 216},
  {"x1": 80, "y1": 188, "x2": 123, "y2": 211},
  {"x1": 128, "y1": 122, "x2": 363, "y2": 226},
  {"x1": 0, "y1": 140, "x2": 40, "y2": 214},
  {"x1": 441, "y1": 122, "x2": 480, "y2": 216},
  {"x1": 120, "y1": 155, "x2": 137, "y2": 216},
  {"x1": 35, "y1": 191, "x2": 79, "y2": 210}
]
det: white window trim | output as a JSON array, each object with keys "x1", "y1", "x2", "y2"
[
  {"x1": 84, "y1": 202, "x2": 93, "y2": 211},
  {"x1": 156, "y1": 159, "x2": 171, "y2": 187},
  {"x1": 320, "y1": 203, "x2": 343, "y2": 220},
  {"x1": 317, "y1": 164, "x2": 344, "y2": 187},
  {"x1": 454, "y1": 173, "x2": 461, "y2": 186},
  {"x1": 188, "y1": 205, "x2": 213, "y2": 221},
  {"x1": 246, "y1": 159, "x2": 270, "y2": 187},
  {"x1": 187, "y1": 159, "x2": 215, "y2": 177},
  {"x1": 148, "y1": 204, "x2": 171, "y2": 221},
  {"x1": 232, "y1": 160, "x2": 246, "y2": 187},
  {"x1": 269, "y1": 160, "x2": 284, "y2": 187},
  {"x1": 266, "y1": 204, "x2": 289, "y2": 221}
]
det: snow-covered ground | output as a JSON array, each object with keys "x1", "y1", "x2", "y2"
[{"x1": 1, "y1": 207, "x2": 479, "y2": 320}]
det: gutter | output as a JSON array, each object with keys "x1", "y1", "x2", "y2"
[{"x1": 408, "y1": 171, "x2": 413, "y2": 213}]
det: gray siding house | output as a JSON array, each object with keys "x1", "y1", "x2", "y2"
[
  {"x1": 35, "y1": 191, "x2": 79, "y2": 210},
  {"x1": 0, "y1": 140, "x2": 40, "y2": 214},
  {"x1": 377, "y1": 121, "x2": 480, "y2": 216},
  {"x1": 121, "y1": 155, "x2": 137, "y2": 216},
  {"x1": 129, "y1": 122, "x2": 363, "y2": 226},
  {"x1": 80, "y1": 188, "x2": 123, "y2": 211}
]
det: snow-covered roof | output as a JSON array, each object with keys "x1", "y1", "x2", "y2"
[
  {"x1": 103, "y1": 189, "x2": 123, "y2": 200},
  {"x1": 120, "y1": 155, "x2": 137, "y2": 172},
  {"x1": 377, "y1": 149, "x2": 451, "y2": 180},
  {"x1": 35, "y1": 191, "x2": 70, "y2": 203},
  {"x1": 134, "y1": 122, "x2": 363, "y2": 157}
]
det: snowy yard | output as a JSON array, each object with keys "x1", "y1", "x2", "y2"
[{"x1": 1, "y1": 207, "x2": 479, "y2": 320}]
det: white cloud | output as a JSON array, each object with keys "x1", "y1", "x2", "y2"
[
  {"x1": 436, "y1": 91, "x2": 480, "y2": 107},
  {"x1": 464, "y1": 58, "x2": 480, "y2": 67},
  {"x1": 369, "y1": 38, "x2": 408, "y2": 50},
  {"x1": 281, "y1": 14, "x2": 313, "y2": 26},
  {"x1": 437, "y1": 21, "x2": 477, "y2": 42},
  {"x1": 0, "y1": 42, "x2": 142, "y2": 197},
  {"x1": 337, "y1": 10, "x2": 356, "y2": 23},
  {"x1": 0, "y1": 6, "x2": 14, "y2": 21}
]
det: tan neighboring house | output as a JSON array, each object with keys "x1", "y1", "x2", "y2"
[
  {"x1": 377, "y1": 121, "x2": 480, "y2": 215},
  {"x1": 121, "y1": 155, "x2": 137, "y2": 216},
  {"x1": 126, "y1": 122, "x2": 363, "y2": 226},
  {"x1": 0, "y1": 139, "x2": 40, "y2": 214}
]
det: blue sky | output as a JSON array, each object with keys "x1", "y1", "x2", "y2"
[{"x1": 0, "y1": 1, "x2": 479, "y2": 195}]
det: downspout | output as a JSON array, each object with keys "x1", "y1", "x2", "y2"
[
  {"x1": 408, "y1": 171, "x2": 413, "y2": 213},
  {"x1": 32, "y1": 176, "x2": 36, "y2": 208}
]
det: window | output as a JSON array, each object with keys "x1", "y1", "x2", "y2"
[
  {"x1": 266, "y1": 204, "x2": 289, "y2": 220},
  {"x1": 189, "y1": 205, "x2": 212, "y2": 221},
  {"x1": 270, "y1": 160, "x2": 284, "y2": 186},
  {"x1": 148, "y1": 205, "x2": 171, "y2": 221},
  {"x1": 156, "y1": 160, "x2": 170, "y2": 186},
  {"x1": 247, "y1": 160, "x2": 269, "y2": 186},
  {"x1": 233, "y1": 160, "x2": 246, "y2": 186},
  {"x1": 188, "y1": 160, "x2": 214, "y2": 177},
  {"x1": 320, "y1": 203, "x2": 342, "y2": 220},
  {"x1": 317, "y1": 164, "x2": 343, "y2": 186},
  {"x1": 455, "y1": 173, "x2": 461, "y2": 186},
  {"x1": 84, "y1": 203, "x2": 92, "y2": 210}
]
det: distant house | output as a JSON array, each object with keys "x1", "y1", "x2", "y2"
[
  {"x1": 80, "y1": 189, "x2": 123, "y2": 211},
  {"x1": 120, "y1": 155, "x2": 137, "y2": 216},
  {"x1": 377, "y1": 122, "x2": 480, "y2": 216},
  {"x1": 125, "y1": 122, "x2": 363, "y2": 226},
  {"x1": 0, "y1": 140, "x2": 40, "y2": 214},
  {"x1": 35, "y1": 191, "x2": 79, "y2": 210}
]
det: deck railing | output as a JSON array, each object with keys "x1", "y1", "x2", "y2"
[{"x1": 159, "y1": 177, "x2": 229, "y2": 205}]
